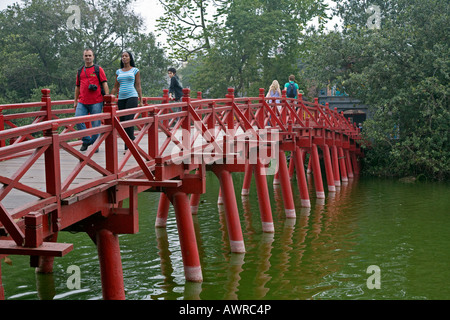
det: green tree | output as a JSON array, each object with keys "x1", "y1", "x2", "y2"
[
  {"x1": 162, "y1": 0, "x2": 328, "y2": 97},
  {"x1": 303, "y1": 0, "x2": 450, "y2": 180},
  {"x1": 0, "y1": 0, "x2": 170, "y2": 103}
]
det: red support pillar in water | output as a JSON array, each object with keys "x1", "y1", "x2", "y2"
[
  {"x1": 155, "y1": 193, "x2": 170, "y2": 228},
  {"x1": 278, "y1": 150, "x2": 296, "y2": 218},
  {"x1": 254, "y1": 161, "x2": 275, "y2": 232},
  {"x1": 311, "y1": 144, "x2": 325, "y2": 199},
  {"x1": 351, "y1": 152, "x2": 360, "y2": 175},
  {"x1": 345, "y1": 149, "x2": 354, "y2": 179},
  {"x1": 338, "y1": 147, "x2": 348, "y2": 183},
  {"x1": 322, "y1": 145, "x2": 336, "y2": 193},
  {"x1": 169, "y1": 191, "x2": 203, "y2": 282},
  {"x1": 293, "y1": 147, "x2": 311, "y2": 207},
  {"x1": 307, "y1": 153, "x2": 312, "y2": 174},
  {"x1": 217, "y1": 188, "x2": 224, "y2": 205},
  {"x1": 241, "y1": 163, "x2": 252, "y2": 196},
  {"x1": 273, "y1": 171, "x2": 280, "y2": 186},
  {"x1": 35, "y1": 233, "x2": 59, "y2": 274},
  {"x1": 331, "y1": 145, "x2": 341, "y2": 187},
  {"x1": 190, "y1": 193, "x2": 201, "y2": 215},
  {"x1": 215, "y1": 169, "x2": 246, "y2": 253},
  {"x1": 96, "y1": 228, "x2": 125, "y2": 300},
  {"x1": 289, "y1": 153, "x2": 295, "y2": 179}
]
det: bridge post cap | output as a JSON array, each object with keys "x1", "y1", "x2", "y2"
[
  {"x1": 103, "y1": 94, "x2": 115, "y2": 104},
  {"x1": 41, "y1": 88, "x2": 51, "y2": 96},
  {"x1": 182, "y1": 88, "x2": 191, "y2": 95},
  {"x1": 51, "y1": 122, "x2": 59, "y2": 131}
]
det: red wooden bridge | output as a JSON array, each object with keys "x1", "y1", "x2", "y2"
[{"x1": 0, "y1": 87, "x2": 363, "y2": 299}]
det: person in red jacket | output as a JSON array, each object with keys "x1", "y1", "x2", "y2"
[{"x1": 74, "y1": 48, "x2": 109, "y2": 151}]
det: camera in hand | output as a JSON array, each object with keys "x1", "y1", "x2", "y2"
[{"x1": 88, "y1": 84, "x2": 98, "y2": 91}]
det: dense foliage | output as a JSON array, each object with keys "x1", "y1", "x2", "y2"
[
  {"x1": 0, "y1": 0, "x2": 170, "y2": 103},
  {"x1": 303, "y1": 0, "x2": 449, "y2": 180},
  {"x1": 157, "y1": 0, "x2": 329, "y2": 98}
]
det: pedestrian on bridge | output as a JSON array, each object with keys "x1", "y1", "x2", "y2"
[
  {"x1": 266, "y1": 80, "x2": 282, "y2": 112},
  {"x1": 168, "y1": 67, "x2": 183, "y2": 102},
  {"x1": 284, "y1": 75, "x2": 300, "y2": 99},
  {"x1": 111, "y1": 51, "x2": 143, "y2": 152},
  {"x1": 74, "y1": 48, "x2": 109, "y2": 152}
]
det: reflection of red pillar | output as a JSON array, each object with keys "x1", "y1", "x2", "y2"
[
  {"x1": 278, "y1": 150, "x2": 296, "y2": 218},
  {"x1": 171, "y1": 191, "x2": 203, "y2": 282},
  {"x1": 345, "y1": 149, "x2": 354, "y2": 178},
  {"x1": 190, "y1": 193, "x2": 201, "y2": 215},
  {"x1": 216, "y1": 169, "x2": 246, "y2": 253},
  {"x1": 96, "y1": 229, "x2": 125, "y2": 300},
  {"x1": 332, "y1": 145, "x2": 341, "y2": 186},
  {"x1": 241, "y1": 163, "x2": 252, "y2": 196},
  {"x1": 322, "y1": 145, "x2": 336, "y2": 192},
  {"x1": 294, "y1": 147, "x2": 310, "y2": 207},
  {"x1": 338, "y1": 147, "x2": 348, "y2": 182},
  {"x1": 155, "y1": 193, "x2": 170, "y2": 227},
  {"x1": 311, "y1": 144, "x2": 325, "y2": 198},
  {"x1": 254, "y1": 161, "x2": 274, "y2": 233}
]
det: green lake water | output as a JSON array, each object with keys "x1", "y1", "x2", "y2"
[{"x1": 2, "y1": 173, "x2": 449, "y2": 300}]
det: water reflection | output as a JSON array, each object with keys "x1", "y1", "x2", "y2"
[{"x1": 2, "y1": 176, "x2": 449, "y2": 300}]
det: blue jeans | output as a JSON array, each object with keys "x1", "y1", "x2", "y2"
[{"x1": 75, "y1": 102, "x2": 103, "y2": 145}]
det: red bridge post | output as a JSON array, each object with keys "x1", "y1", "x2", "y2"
[
  {"x1": 277, "y1": 150, "x2": 296, "y2": 218},
  {"x1": 338, "y1": 147, "x2": 349, "y2": 183},
  {"x1": 167, "y1": 191, "x2": 203, "y2": 282},
  {"x1": 190, "y1": 193, "x2": 201, "y2": 215},
  {"x1": 332, "y1": 145, "x2": 341, "y2": 187},
  {"x1": 311, "y1": 144, "x2": 325, "y2": 199},
  {"x1": 254, "y1": 160, "x2": 275, "y2": 232},
  {"x1": 293, "y1": 146, "x2": 311, "y2": 207},
  {"x1": 241, "y1": 162, "x2": 252, "y2": 196},
  {"x1": 156, "y1": 193, "x2": 170, "y2": 228},
  {"x1": 96, "y1": 228, "x2": 125, "y2": 300},
  {"x1": 322, "y1": 144, "x2": 336, "y2": 193},
  {"x1": 345, "y1": 149, "x2": 354, "y2": 179},
  {"x1": 214, "y1": 168, "x2": 246, "y2": 253}
]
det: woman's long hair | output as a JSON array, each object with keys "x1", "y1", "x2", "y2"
[
  {"x1": 120, "y1": 51, "x2": 136, "y2": 68},
  {"x1": 269, "y1": 80, "x2": 280, "y2": 94}
]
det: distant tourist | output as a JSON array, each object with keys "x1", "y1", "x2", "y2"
[
  {"x1": 111, "y1": 51, "x2": 143, "y2": 152},
  {"x1": 168, "y1": 67, "x2": 183, "y2": 102},
  {"x1": 284, "y1": 75, "x2": 300, "y2": 99},
  {"x1": 74, "y1": 48, "x2": 109, "y2": 152},
  {"x1": 266, "y1": 80, "x2": 282, "y2": 111}
]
